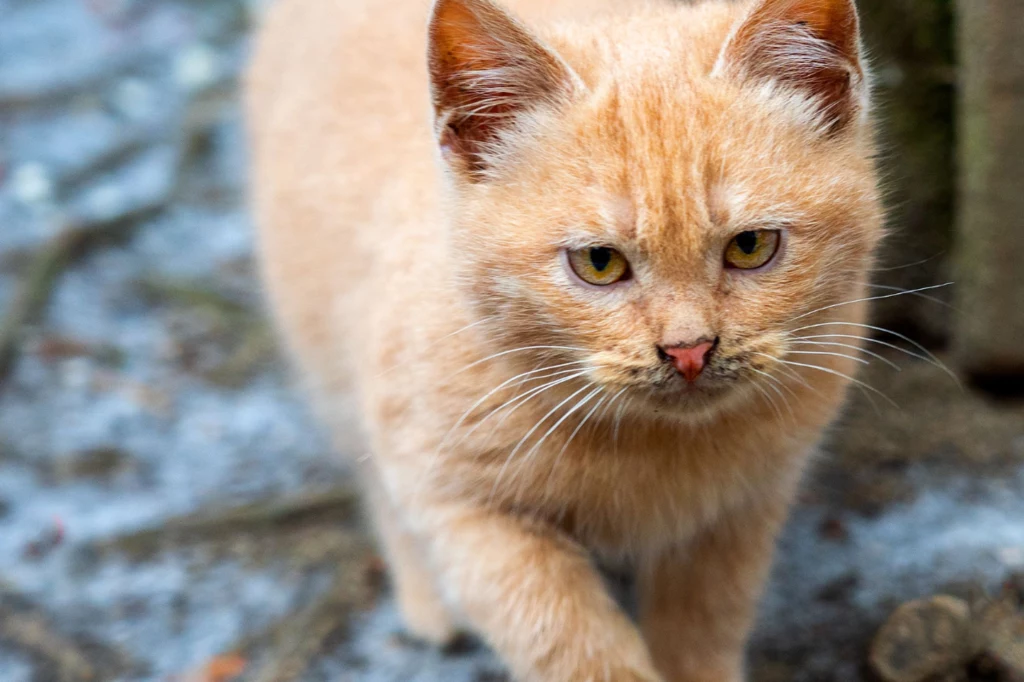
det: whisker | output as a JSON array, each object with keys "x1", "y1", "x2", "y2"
[
  {"x1": 612, "y1": 392, "x2": 634, "y2": 453},
  {"x1": 788, "y1": 282, "x2": 954, "y2": 323},
  {"x1": 869, "y1": 252, "x2": 945, "y2": 272},
  {"x1": 789, "y1": 339, "x2": 901, "y2": 371},
  {"x1": 766, "y1": 360, "x2": 819, "y2": 394},
  {"x1": 559, "y1": 392, "x2": 611, "y2": 461},
  {"x1": 786, "y1": 350, "x2": 870, "y2": 366},
  {"x1": 760, "y1": 353, "x2": 899, "y2": 410},
  {"x1": 514, "y1": 386, "x2": 605, "y2": 503},
  {"x1": 751, "y1": 367, "x2": 800, "y2": 401},
  {"x1": 374, "y1": 316, "x2": 494, "y2": 378},
  {"x1": 866, "y1": 283, "x2": 954, "y2": 310},
  {"x1": 787, "y1": 321, "x2": 961, "y2": 387},
  {"x1": 489, "y1": 382, "x2": 595, "y2": 502},
  {"x1": 540, "y1": 389, "x2": 613, "y2": 504},
  {"x1": 453, "y1": 369, "x2": 590, "y2": 451},
  {"x1": 437, "y1": 362, "x2": 589, "y2": 452},
  {"x1": 414, "y1": 368, "x2": 587, "y2": 506},
  {"x1": 449, "y1": 345, "x2": 590, "y2": 380},
  {"x1": 748, "y1": 369, "x2": 794, "y2": 423}
]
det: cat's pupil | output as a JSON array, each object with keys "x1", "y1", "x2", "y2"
[
  {"x1": 735, "y1": 231, "x2": 758, "y2": 255},
  {"x1": 590, "y1": 248, "x2": 612, "y2": 272}
]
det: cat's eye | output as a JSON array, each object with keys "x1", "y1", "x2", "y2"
[
  {"x1": 724, "y1": 230, "x2": 781, "y2": 270},
  {"x1": 567, "y1": 247, "x2": 630, "y2": 286}
]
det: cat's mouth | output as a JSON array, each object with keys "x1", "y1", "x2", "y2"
[{"x1": 623, "y1": 349, "x2": 769, "y2": 410}]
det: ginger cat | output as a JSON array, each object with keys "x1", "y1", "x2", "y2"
[{"x1": 247, "y1": 0, "x2": 883, "y2": 678}]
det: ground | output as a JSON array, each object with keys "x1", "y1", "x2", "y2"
[{"x1": 1, "y1": 1, "x2": 1022, "y2": 681}]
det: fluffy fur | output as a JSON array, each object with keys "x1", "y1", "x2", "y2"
[{"x1": 246, "y1": 0, "x2": 883, "y2": 679}]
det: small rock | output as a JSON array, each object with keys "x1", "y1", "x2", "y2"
[
  {"x1": 1004, "y1": 574, "x2": 1024, "y2": 606},
  {"x1": 23, "y1": 517, "x2": 65, "y2": 560},
  {"x1": 976, "y1": 597, "x2": 1024, "y2": 678},
  {"x1": 80, "y1": 183, "x2": 127, "y2": 223},
  {"x1": 815, "y1": 574, "x2": 859, "y2": 604},
  {"x1": 969, "y1": 652, "x2": 1024, "y2": 682},
  {"x1": 820, "y1": 516, "x2": 849, "y2": 542},
  {"x1": 998, "y1": 548, "x2": 1024, "y2": 569},
  {"x1": 174, "y1": 44, "x2": 221, "y2": 92},
  {"x1": 870, "y1": 595, "x2": 979, "y2": 682},
  {"x1": 111, "y1": 78, "x2": 158, "y2": 121},
  {"x1": 940, "y1": 580, "x2": 991, "y2": 610},
  {"x1": 51, "y1": 446, "x2": 135, "y2": 482},
  {"x1": 10, "y1": 163, "x2": 54, "y2": 205}
]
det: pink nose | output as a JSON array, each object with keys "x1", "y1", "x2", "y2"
[{"x1": 662, "y1": 341, "x2": 715, "y2": 383}]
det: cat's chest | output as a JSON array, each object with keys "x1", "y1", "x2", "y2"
[{"x1": 490, "y1": 421, "x2": 804, "y2": 557}]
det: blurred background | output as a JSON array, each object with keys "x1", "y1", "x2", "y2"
[{"x1": 0, "y1": 0, "x2": 1022, "y2": 681}]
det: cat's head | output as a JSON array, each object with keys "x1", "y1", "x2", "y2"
[{"x1": 428, "y1": 0, "x2": 884, "y2": 416}]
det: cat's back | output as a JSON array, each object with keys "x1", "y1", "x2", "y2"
[{"x1": 247, "y1": 0, "x2": 440, "y2": 382}]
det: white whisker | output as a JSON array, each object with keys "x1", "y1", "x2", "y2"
[
  {"x1": 449, "y1": 344, "x2": 590, "y2": 380},
  {"x1": 787, "y1": 321, "x2": 960, "y2": 387},
  {"x1": 758, "y1": 353, "x2": 898, "y2": 410},
  {"x1": 788, "y1": 282, "x2": 954, "y2": 323},
  {"x1": 437, "y1": 361, "x2": 588, "y2": 452},
  {"x1": 749, "y1": 368, "x2": 794, "y2": 421},
  {"x1": 789, "y1": 339, "x2": 900, "y2": 370},
  {"x1": 374, "y1": 316, "x2": 494, "y2": 378},
  {"x1": 867, "y1": 283, "x2": 954, "y2": 310},
  {"x1": 489, "y1": 382, "x2": 595, "y2": 502},
  {"x1": 786, "y1": 350, "x2": 870, "y2": 366},
  {"x1": 454, "y1": 369, "x2": 590, "y2": 451}
]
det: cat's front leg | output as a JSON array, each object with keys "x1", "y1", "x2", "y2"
[
  {"x1": 422, "y1": 503, "x2": 663, "y2": 682},
  {"x1": 638, "y1": 499, "x2": 789, "y2": 682}
]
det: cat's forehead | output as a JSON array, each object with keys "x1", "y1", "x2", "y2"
[{"x1": 569, "y1": 76, "x2": 833, "y2": 249}]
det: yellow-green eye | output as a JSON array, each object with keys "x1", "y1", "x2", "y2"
[
  {"x1": 567, "y1": 247, "x2": 630, "y2": 286},
  {"x1": 724, "y1": 229, "x2": 781, "y2": 270}
]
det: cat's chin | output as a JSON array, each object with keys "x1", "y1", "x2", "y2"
[{"x1": 639, "y1": 380, "x2": 746, "y2": 422}]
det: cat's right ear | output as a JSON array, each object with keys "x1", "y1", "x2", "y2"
[{"x1": 427, "y1": 0, "x2": 581, "y2": 180}]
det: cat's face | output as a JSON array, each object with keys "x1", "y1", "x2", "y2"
[{"x1": 429, "y1": 0, "x2": 883, "y2": 416}]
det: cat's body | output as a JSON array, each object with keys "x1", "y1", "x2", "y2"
[{"x1": 247, "y1": 0, "x2": 883, "y2": 679}]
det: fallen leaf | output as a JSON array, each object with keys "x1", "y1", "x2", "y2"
[{"x1": 176, "y1": 653, "x2": 247, "y2": 682}]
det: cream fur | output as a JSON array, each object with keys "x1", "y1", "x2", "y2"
[{"x1": 246, "y1": 0, "x2": 883, "y2": 679}]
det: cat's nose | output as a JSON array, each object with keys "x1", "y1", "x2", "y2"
[{"x1": 659, "y1": 339, "x2": 716, "y2": 383}]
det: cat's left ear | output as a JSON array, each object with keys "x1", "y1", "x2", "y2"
[
  {"x1": 715, "y1": 0, "x2": 867, "y2": 134},
  {"x1": 427, "y1": 0, "x2": 582, "y2": 180}
]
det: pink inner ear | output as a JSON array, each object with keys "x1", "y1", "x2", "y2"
[
  {"x1": 720, "y1": 0, "x2": 864, "y2": 133},
  {"x1": 427, "y1": 0, "x2": 578, "y2": 177}
]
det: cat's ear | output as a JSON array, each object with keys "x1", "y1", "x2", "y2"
[
  {"x1": 715, "y1": 0, "x2": 866, "y2": 134},
  {"x1": 427, "y1": 0, "x2": 581, "y2": 179}
]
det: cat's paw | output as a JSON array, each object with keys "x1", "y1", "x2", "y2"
[{"x1": 396, "y1": 585, "x2": 460, "y2": 647}]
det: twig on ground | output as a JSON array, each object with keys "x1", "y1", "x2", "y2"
[
  {"x1": 0, "y1": 205, "x2": 165, "y2": 385},
  {"x1": 0, "y1": 73, "x2": 236, "y2": 388},
  {"x1": 91, "y1": 485, "x2": 361, "y2": 557},
  {"x1": 0, "y1": 582, "x2": 137, "y2": 681},
  {"x1": 230, "y1": 556, "x2": 375, "y2": 682}
]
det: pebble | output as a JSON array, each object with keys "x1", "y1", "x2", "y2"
[
  {"x1": 873, "y1": 592, "x2": 1024, "y2": 682},
  {"x1": 111, "y1": 78, "x2": 159, "y2": 121},
  {"x1": 80, "y1": 184, "x2": 126, "y2": 223},
  {"x1": 999, "y1": 547, "x2": 1024, "y2": 569},
  {"x1": 9, "y1": 163, "x2": 54, "y2": 206},
  {"x1": 870, "y1": 595, "x2": 978, "y2": 682},
  {"x1": 174, "y1": 43, "x2": 221, "y2": 92}
]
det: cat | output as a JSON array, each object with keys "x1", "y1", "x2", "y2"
[{"x1": 246, "y1": 0, "x2": 883, "y2": 678}]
